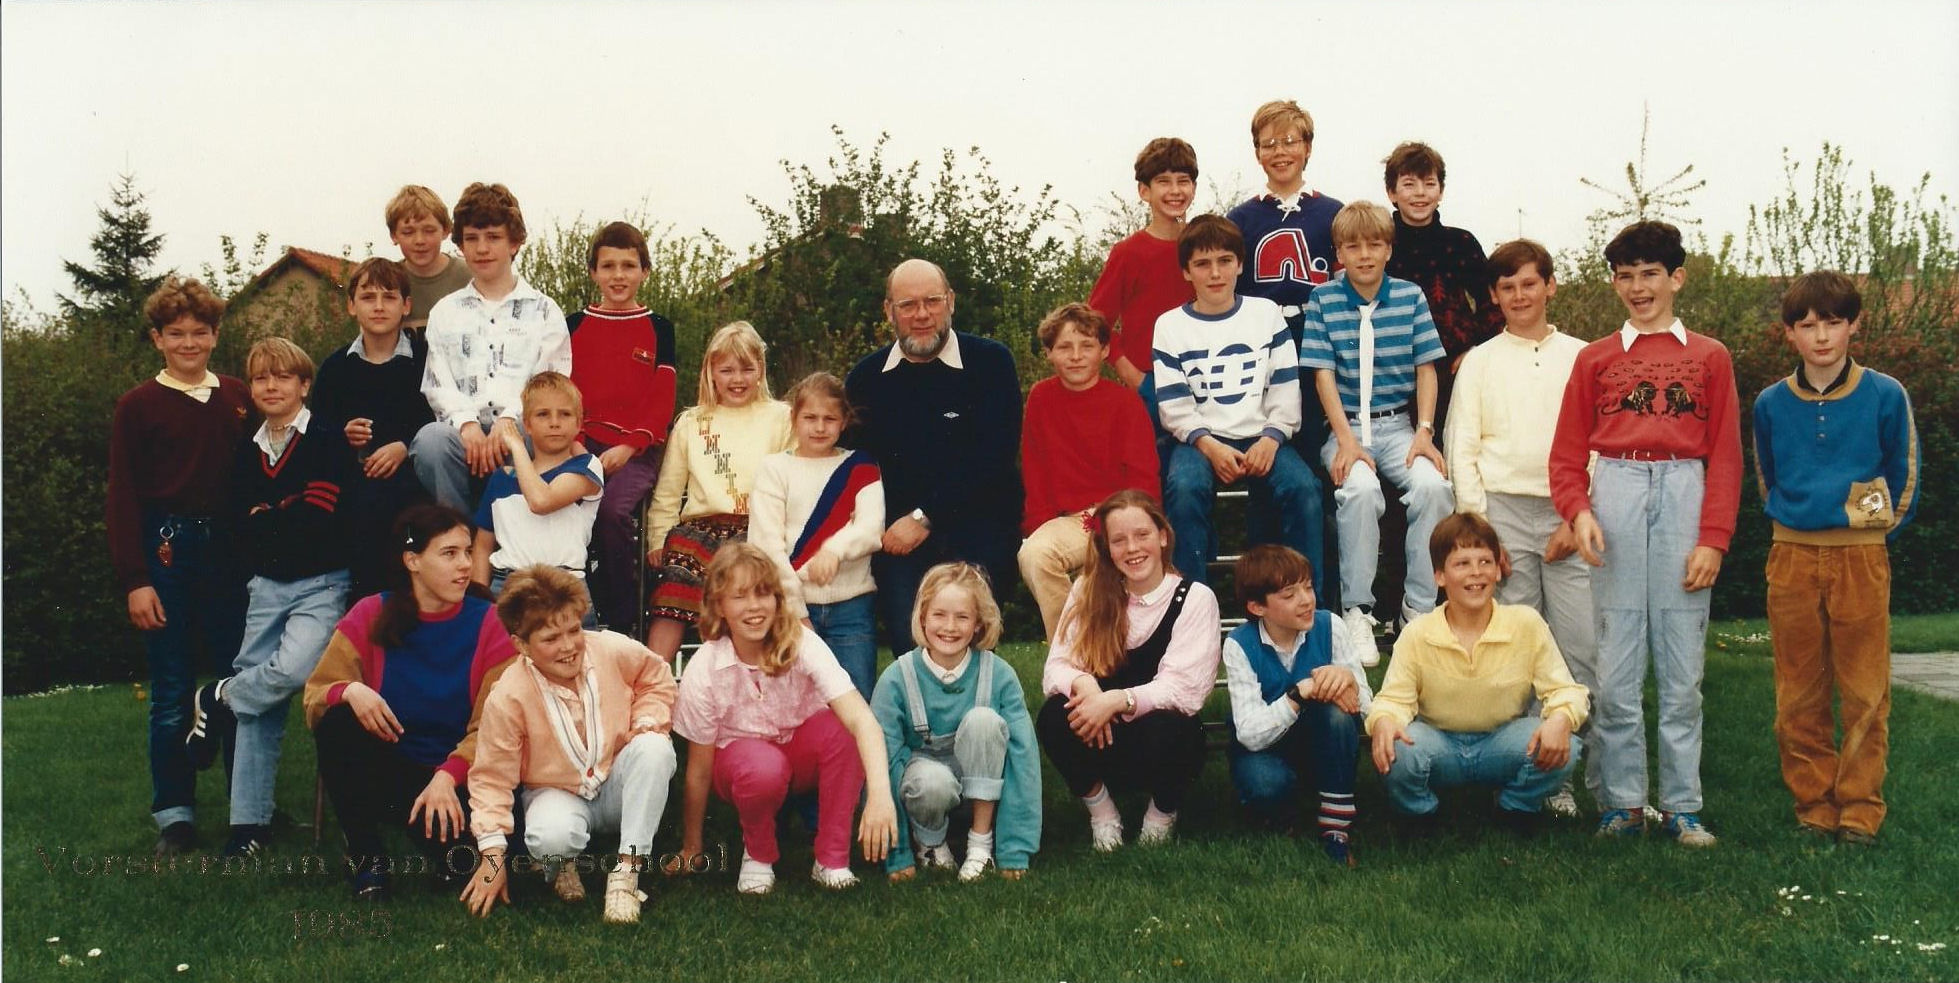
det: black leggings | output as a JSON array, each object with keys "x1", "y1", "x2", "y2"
[
  {"x1": 313, "y1": 703, "x2": 474, "y2": 868},
  {"x1": 1035, "y1": 694, "x2": 1206, "y2": 813}
]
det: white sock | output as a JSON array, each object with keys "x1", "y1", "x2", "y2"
[
  {"x1": 965, "y1": 829, "x2": 994, "y2": 862},
  {"x1": 1082, "y1": 787, "x2": 1119, "y2": 824},
  {"x1": 1143, "y1": 801, "x2": 1177, "y2": 828}
]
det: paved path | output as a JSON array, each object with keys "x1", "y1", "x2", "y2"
[{"x1": 1893, "y1": 652, "x2": 1959, "y2": 700}]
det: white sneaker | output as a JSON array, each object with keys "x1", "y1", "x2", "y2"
[
  {"x1": 602, "y1": 867, "x2": 645, "y2": 924},
  {"x1": 1089, "y1": 817, "x2": 1123, "y2": 853},
  {"x1": 1137, "y1": 811, "x2": 1177, "y2": 846},
  {"x1": 810, "y1": 861, "x2": 859, "y2": 890},
  {"x1": 918, "y1": 843, "x2": 956, "y2": 870},
  {"x1": 736, "y1": 853, "x2": 775, "y2": 895},
  {"x1": 957, "y1": 854, "x2": 995, "y2": 882},
  {"x1": 1545, "y1": 788, "x2": 1580, "y2": 819},
  {"x1": 1344, "y1": 608, "x2": 1381, "y2": 668}
]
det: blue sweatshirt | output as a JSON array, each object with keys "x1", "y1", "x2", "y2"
[
  {"x1": 1753, "y1": 361, "x2": 1919, "y2": 545},
  {"x1": 871, "y1": 649, "x2": 1042, "y2": 872}
]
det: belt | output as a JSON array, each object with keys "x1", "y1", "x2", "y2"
[
  {"x1": 1598, "y1": 449, "x2": 1692, "y2": 461},
  {"x1": 1351, "y1": 405, "x2": 1407, "y2": 421}
]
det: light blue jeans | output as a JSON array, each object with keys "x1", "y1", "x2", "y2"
[
  {"x1": 899, "y1": 708, "x2": 1010, "y2": 846},
  {"x1": 1320, "y1": 412, "x2": 1453, "y2": 615},
  {"x1": 1589, "y1": 458, "x2": 1710, "y2": 814},
  {"x1": 808, "y1": 593, "x2": 878, "y2": 700},
  {"x1": 1382, "y1": 717, "x2": 1580, "y2": 815},
  {"x1": 229, "y1": 570, "x2": 350, "y2": 826}
]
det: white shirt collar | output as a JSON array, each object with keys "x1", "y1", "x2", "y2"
[
  {"x1": 344, "y1": 331, "x2": 416, "y2": 362},
  {"x1": 1498, "y1": 324, "x2": 1562, "y2": 347},
  {"x1": 459, "y1": 274, "x2": 544, "y2": 308},
  {"x1": 1257, "y1": 621, "x2": 1308, "y2": 660},
  {"x1": 924, "y1": 651, "x2": 971, "y2": 685},
  {"x1": 252, "y1": 406, "x2": 312, "y2": 456},
  {"x1": 1618, "y1": 319, "x2": 1688, "y2": 351},
  {"x1": 155, "y1": 369, "x2": 221, "y2": 398},
  {"x1": 1126, "y1": 573, "x2": 1181, "y2": 609},
  {"x1": 881, "y1": 328, "x2": 965, "y2": 372}
]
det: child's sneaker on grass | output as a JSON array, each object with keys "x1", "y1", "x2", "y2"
[
  {"x1": 221, "y1": 824, "x2": 270, "y2": 859},
  {"x1": 1659, "y1": 811, "x2": 1716, "y2": 848},
  {"x1": 1545, "y1": 785, "x2": 1580, "y2": 819},
  {"x1": 1137, "y1": 807, "x2": 1177, "y2": 846},
  {"x1": 918, "y1": 842, "x2": 956, "y2": 870},
  {"x1": 958, "y1": 854, "x2": 995, "y2": 882},
  {"x1": 1320, "y1": 830, "x2": 1357, "y2": 868},
  {"x1": 736, "y1": 853, "x2": 775, "y2": 895},
  {"x1": 602, "y1": 867, "x2": 646, "y2": 924},
  {"x1": 1838, "y1": 828, "x2": 1878, "y2": 848},
  {"x1": 1089, "y1": 817, "x2": 1123, "y2": 852},
  {"x1": 185, "y1": 678, "x2": 235, "y2": 771},
  {"x1": 1595, "y1": 808, "x2": 1645, "y2": 838},
  {"x1": 810, "y1": 862, "x2": 859, "y2": 890},
  {"x1": 1343, "y1": 608, "x2": 1382, "y2": 668},
  {"x1": 154, "y1": 820, "x2": 199, "y2": 857},
  {"x1": 551, "y1": 863, "x2": 586, "y2": 902}
]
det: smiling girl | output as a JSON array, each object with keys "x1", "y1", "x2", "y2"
[
  {"x1": 1036, "y1": 489, "x2": 1221, "y2": 851},
  {"x1": 871, "y1": 563, "x2": 1041, "y2": 883},
  {"x1": 672, "y1": 543, "x2": 897, "y2": 894},
  {"x1": 303, "y1": 505, "x2": 517, "y2": 901},
  {"x1": 644, "y1": 322, "x2": 792, "y2": 661}
]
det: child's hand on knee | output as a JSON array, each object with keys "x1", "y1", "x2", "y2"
[{"x1": 1243, "y1": 436, "x2": 1279, "y2": 477}]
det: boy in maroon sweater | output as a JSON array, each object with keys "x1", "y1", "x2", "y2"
[
  {"x1": 1016, "y1": 303, "x2": 1160, "y2": 639},
  {"x1": 1548, "y1": 220, "x2": 1741, "y2": 848},
  {"x1": 107, "y1": 277, "x2": 253, "y2": 856},
  {"x1": 566, "y1": 221, "x2": 679, "y2": 633}
]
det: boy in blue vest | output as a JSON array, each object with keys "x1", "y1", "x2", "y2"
[
  {"x1": 1756, "y1": 271, "x2": 1919, "y2": 847},
  {"x1": 1221, "y1": 545, "x2": 1369, "y2": 867}
]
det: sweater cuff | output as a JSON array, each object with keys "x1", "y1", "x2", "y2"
[
  {"x1": 439, "y1": 755, "x2": 470, "y2": 785},
  {"x1": 1185, "y1": 427, "x2": 1213, "y2": 447},
  {"x1": 474, "y1": 832, "x2": 508, "y2": 853},
  {"x1": 1259, "y1": 426, "x2": 1288, "y2": 446},
  {"x1": 325, "y1": 682, "x2": 351, "y2": 707}
]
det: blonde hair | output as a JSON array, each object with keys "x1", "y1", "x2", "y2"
[
  {"x1": 1331, "y1": 201, "x2": 1395, "y2": 247},
  {"x1": 697, "y1": 321, "x2": 772, "y2": 409},
  {"x1": 384, "y1": 185, "x2": 452, "y2": 234},
  {"x1": 245, "y1": 336, "x2": 316, "y2": 383},
  {"x1": 785, "y1": 371, "x2": 852, "y2": 423},
  {"x1": 521, "y1": 370, "x2": 584, "y2": 419},
  {"x1": 910, "y1": 562, "x2": 1003, "y2": 652},
  {"x1": 700, "y1": 543, "x2": 802, "y2": 676}
]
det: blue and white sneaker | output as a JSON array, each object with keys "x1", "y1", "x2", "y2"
[
  {"x1": 1595, "y1": 808, "x2": 1645, "y2": 838},
  {"x1": 1660, "y1": 811, "x2": 1717, "y2": 848}
]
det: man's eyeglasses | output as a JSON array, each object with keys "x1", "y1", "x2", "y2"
[{"x1": 891, "y1": 294, "x2": 950, "y2": 317}]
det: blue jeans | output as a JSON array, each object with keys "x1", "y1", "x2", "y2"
[
  {"x1": 1320, "y1": 412, "x2": 1453, "y2": 615},
  {"x1": 411, "y1": 414, "x2": 526, "y2": 513},
  {"x1": 1590, "y1": 458, "x2": 1711, "y2": 813},
  {"x1": 1382, "y1": 717, "x2": 1580, "y2": 815},
  {"x1": 142, "y1": 514, "x2": 247, "y2": 828},
  {"x1": 808, "y1": 594, "x2": 878, "y2": 700},
  {"x1": 229, "y1": 570, "x2": 350, "y2": 826},
  {"x1": 1164, "y1": 436, "x2": 1324, "y2": 593},
  {"x1": 1228, "y1": 701, "x2": 1359, "y2": 820}
]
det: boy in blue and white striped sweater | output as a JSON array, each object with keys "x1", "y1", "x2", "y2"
[
  {"x1": 1151, "y1": 215, "x2": 1325, "y2": 592},
  {"x1": 1301, "y1": 201, "x2": 1455, "y2": 664}
]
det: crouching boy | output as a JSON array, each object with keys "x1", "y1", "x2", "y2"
[
  {"x1": 462, "y1": 565, "x2": 679, "y2": 924},
  {"x1": 1365, "y1": 514, "x2": 1588, "y2": 835},
  {"x1": 1756, "y1": 271, "x2": 1918, "y2": 847},
  {"x1": 1222, "y1": 545, "x2": 1370, "y2": 867}
]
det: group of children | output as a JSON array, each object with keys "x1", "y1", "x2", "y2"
[{"x1": 107, "y1": 97, "x2": 1920, "y2": 919}]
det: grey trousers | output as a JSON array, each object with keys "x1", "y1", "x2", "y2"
[
  {"x1": 898, "y1": 707, "x2": 1008, "y2": 847},
  {"x1": 1487, "y1": 493, "x2": 1599, "y2": 792}
]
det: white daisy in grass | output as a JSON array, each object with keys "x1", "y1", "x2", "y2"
[
  {"x1": 177, "y1": 964, "x2": 190, "y2": 973},
  {"x1": 87, "y1": 948, "x2": 102, "y2": 957}
]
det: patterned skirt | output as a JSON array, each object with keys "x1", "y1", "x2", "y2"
[{"x1": 650, "y1": 513, "x2": 751, "y2": 625}]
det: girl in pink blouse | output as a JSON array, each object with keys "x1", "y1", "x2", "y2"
[
  {"x1": 672, "y1": 543, "x2": 897, "y2": 894},
  {"x1": 1037, "y1": 489, "x2": 1221, "y2": 851}
]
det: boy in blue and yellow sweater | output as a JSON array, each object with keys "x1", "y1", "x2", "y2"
[{"x1": 1755, "y1": 271, "x2": 1918, "y2": 846}]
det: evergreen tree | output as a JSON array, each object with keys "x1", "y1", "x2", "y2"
[{"x1": 59, "y1": 172, "x2": 168, "y2": 338}]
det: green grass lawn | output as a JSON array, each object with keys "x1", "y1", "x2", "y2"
[{"x1": 6, "y1": 616, "x2": 1957, "y2": 982}]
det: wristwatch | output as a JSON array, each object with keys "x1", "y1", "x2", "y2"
[
  {"x1": 1284, "y1": 684, "x2": 1307, "y2": 709},
  {"x1": 908, "y1": 508, "x2": 930, "y2": 529},
  {"x1": 1417, "y1": 420, "x2": 1435, "y2": 432},
  {"x1": 1122, "y1": 689, "x2": 1136, "y2": 715}
]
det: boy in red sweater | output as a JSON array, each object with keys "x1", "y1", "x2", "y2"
[
  {"x1": 567, "y1": 222, "x2": 679, "y2": 633},
  {"x1": 1087, "y1": 137, "x2": 1198, "y2": 392},
  {"x1": 1016, "y1": 303, "x2": 1160, "y2": 639},
  {"x1": 107, "y1": 277, "x2": 253, "y2": 856},
  {"x1": 1548, "y1": 220, "x2": 1741, "y2": 848}
]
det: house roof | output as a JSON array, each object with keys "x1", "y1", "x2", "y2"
[{"x1": 232, "y1": 246, "x2": 355, "y2": 302}]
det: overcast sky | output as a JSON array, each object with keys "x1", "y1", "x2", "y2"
[{"x1": 4, "y1": 0, "x2": 1956, "y2": 312}]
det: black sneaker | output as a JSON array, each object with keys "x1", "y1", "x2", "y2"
[
  {"x1": 185, "y1": 679, "x2": 235, "y2": 771},
  {"x1": 352, "y1": 867, "x2": 393, "y2": 903},
  {"x1": 1320, "y1": 831, "x2": 1358, "y2": 868},
  {"x1": 154, "y1": 821, "x2": 199, "y2": 857},
  {"x1": 222, "y1": 824, "x2": 271, "y2": 859}
]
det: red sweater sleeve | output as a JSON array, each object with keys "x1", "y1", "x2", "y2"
[
  {"x1": 1116, "y1": 384, "x2": 1162, "y2": 504},
  {"x1": 1087, "y1": 247, "x2": 1131, "y2": 368},
  {"x1": 1020, "y1": 382, "x2": 1055, "y2": 536},
  {"x1": 1548, "y1": 346, "x2": 1600, "y2": 522},
  {"x1": 1697, "y1": 344, "x2": 1743, "y2": 551}
]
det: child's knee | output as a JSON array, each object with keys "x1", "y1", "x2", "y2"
[
  {"x1": 899, "y1": 760, "x2": 961, "y2": 816},
  {"x1": 956, "y1": 707, "x2": 1008, "y2": 745},
  {"x1": 619, "y1": 732, "x2": 678, "y2": 778}
]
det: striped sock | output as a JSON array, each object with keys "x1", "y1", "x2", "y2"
[
  {"x1": 1082, "y1": 786, "x2": 1119, "y2": 824},
  {"x1": 1319, "y1": 791, "x2": 1356, "y2": 837}
]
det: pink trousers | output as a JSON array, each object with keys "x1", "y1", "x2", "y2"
[{"x1": 711, "y1": 708, "x2": 864, "y2": 867}]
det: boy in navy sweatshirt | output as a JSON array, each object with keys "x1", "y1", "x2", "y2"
[
  {"x1": 1754, "y1": 271, "x2": 1919, "y2": 847},
  {"x1": 186, "y1": 338, "x2": 357, "y2": 857}
]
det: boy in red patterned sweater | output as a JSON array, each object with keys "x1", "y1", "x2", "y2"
[
  {"x1": 567, "y1": 221, "x2": 679, "y2": 632},
  {"x1": 1548, "y1": 220, "x2": 1741, "y2": 848}
]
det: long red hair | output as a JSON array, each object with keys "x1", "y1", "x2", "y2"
[{"x1": 1054, "y1": 489, "x2": 1176, "y2": 678}]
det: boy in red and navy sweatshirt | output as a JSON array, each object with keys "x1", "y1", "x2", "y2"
[
  {"x1": 568, "y1": 221, "x2": 679, "y2": 633},
  {"x1": 1549, "y1": 220, "x2": 1741, "y2": 849},
  {"x1": 1755, "y1": 271, "x2": 1919, "y2": 846},
  {"x1": 108, "y1": 277, "x2": 252, "y2": 857}
]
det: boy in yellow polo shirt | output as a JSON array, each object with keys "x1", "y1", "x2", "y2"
[{"x1": 1366, "y1": 513, "x2": 1588, "y2": 834}]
